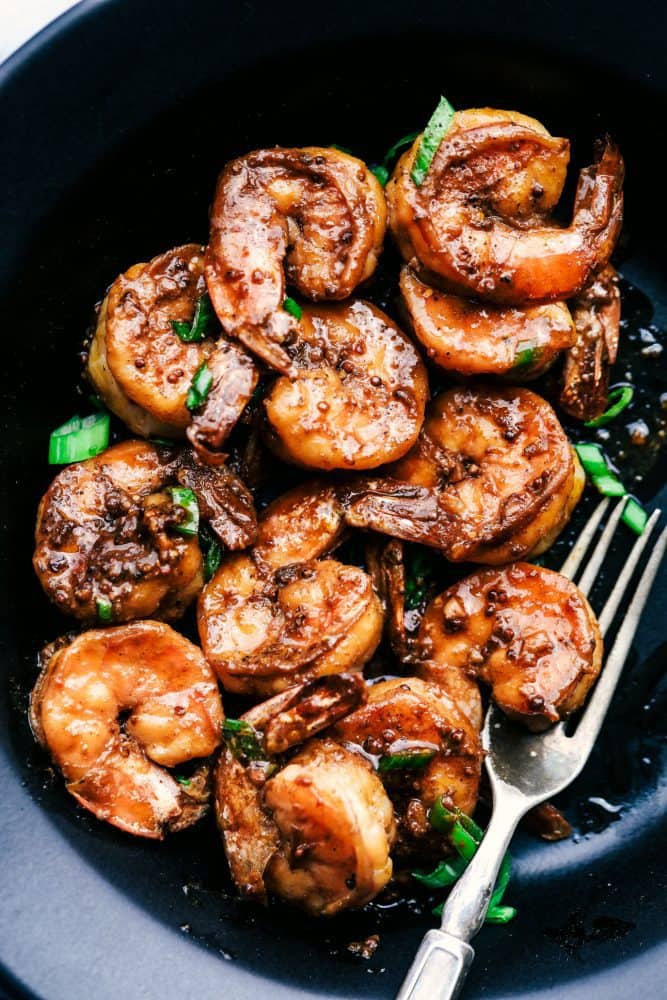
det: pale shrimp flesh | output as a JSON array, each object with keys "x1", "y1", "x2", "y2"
[{"x1": 30, "y1": 621, "x2": 224, "y2": 837}]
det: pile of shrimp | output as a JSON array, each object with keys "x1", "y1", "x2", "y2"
[{"x1": 29, "y1": 105, "x2": 624, "y2": 918}]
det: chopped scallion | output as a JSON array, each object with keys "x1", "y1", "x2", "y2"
[
  {"x1": 378, "y1": 748, "x2": 436, "y2": 772},
  {"x1": 574, "y1": 443, "x2": 649, "y2": 535},
  {"x1": 283, "y1": 297, "x2": 303, "y2": 321},
  {"x1": 411, "y1": 96, "x2": 456, "y2": 187},
  {"x1": 186, "y1": 362, "x2": 213, "y2": 411},
  {"x1": 48, "y1": 412, "x2": 110, "y2": 465},
  {"x1": 412, "y1": 856, "x2": 467, "y2": 889},
  {"x1": 371, "y1": 164, "x2": 390, "y2": 186},
  {"x1": 204, "y1": 538, "x2": 222, "y2": 580},
  {"x1": 222, "y1": 718, "x2": 266, "y2": 763},
  {"x1": 175, "y1": 774, "x2": 191, "y2": 787},
  {"x1": 371, "y1": 130, "x2": 421, "y2": 187},
  {"x1": 168, "y1": 487, "x2": 199, "y2": 536},
  {"x1": 512, "y1": 340, "x2": 539, "y2": 371},
  {"x1": 171, "y1": 292, "x2": 215, "y2": 343},
  {"x1": 96, "y1": 597, "x2": 113, "y2": 623},
  {"x1": 584, "y1": 385, "x2": 634, "y2": 428},
  {"x1": 622, "y1": 496, "x2": 648, "y2": 535}
]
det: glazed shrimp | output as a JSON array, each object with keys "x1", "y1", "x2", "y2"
[
  {"x1": 387, "y1": 109, "x2": 624, "y2": 304},
  {"x1": 205, "y1": 147, "x2": 386, "y2": 374},
  {"x1": 34, "y1": 440, "x2": 257, "y2": 623},
  {"x1": 420, "y1": 564, "x2": 602, "y2": 730},
  {"x1": 343, "y1": 385, "x2": 584, "y2": 564},
  {"x1": 215, "y1": 675, "x2": 395, "y2": 913},
  {"x1": 30, "y1": 621, "x2": 224, "y2": 837},
  {"x1": 198, "y1": 481, "x2": 384, "y2": 696},
  {"x1": 400, "y1": 266, "x2": 575, "y2": 379},
  {"x1": 88, "y1": 244, "x2": 258, "y2": 453},
  {"x1": 262, "y1": 299, "x2": 428, "y2": 470},
  {"x1": 332, "y1": 677, "x2": 482, "y2": 860},
  {"x1": 560, "y1": 265, "x2": 621, "y2": 421}
]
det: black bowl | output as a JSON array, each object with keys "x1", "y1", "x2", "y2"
[{"x1": 1, "y1": 1, "x2": 666, "y2": 998}]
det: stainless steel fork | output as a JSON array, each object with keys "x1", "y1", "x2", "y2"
[{"x1": 396, "y1": 497, "x2": 667, "y2": 1000}]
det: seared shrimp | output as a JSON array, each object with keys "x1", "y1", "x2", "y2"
[
  {"x1": 400, "y1": 266, "x2": 575, "y2": 379},
  {"x1": 88, "y1": 244, "x2": 257, "y2": 453},
  {"x1": 387, "y1": 109, "x2": 624, "y2": 304},
  {"x1": 34, "y1": 440, "x2": 257, "y2": 624},
  {"x1": 421, "y1": 564, "x2": 602, "y2": 730},
  {"x1": 332, "y1": 677, "x2": 482, "y2": 860},
  {"x1": 205, "y1": 147, "x2": 386, "y2": 374},
  {"x1": 263, "y1": 299, "x2": 428, "y2": 470},
  {"x1": 343, "y1": 385, "x2": 584, "y2": 564},
  {"x1": 560, "y1": 265, "x2": 621, "y2": 421},
  {"x1": 215, "y1": 675, "x2": 394, "y2": 914},
  {"x1": 198, "y1": 481, "x2": 384, "y2": 695},
  {"x1": 30, "y1": 621, "x2": 224, "y2": 837}
]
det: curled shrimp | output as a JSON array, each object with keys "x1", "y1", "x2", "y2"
[
  {"x1": 387, "y1": 109, "x2": 624, "y2": 304},
  {"x1": 331, "y1": 677, "x2": 482, "y2": 860},
  {"x1": 33, "y1": 440, "x2": 257, "y2": 623},
  {"x1": 560, "y1": 265, "x2": 621, "y2": 421},
  {"x1": 342, "y1": 385, "x2": 584, "y2": 564},
  {"x1": 420, "y1": 563, "x2": 602, "y2": 730},
  {"x1": 205, "y1": 147, "x2": 386, "y2": 374},
  {"x1": 198, "y1": 481, "x2": 383, "y2": 696},
  {"x1": 30, "y1": 621, "x2": 224, "y2": 837},
  {"x1": 400, "y1": 266, "x2": 575, "y2": 379},
  {"x1": 215, "y1": 675, "x2": 395, "y2": 913},
  {"x1": 262, "y1": 299, "x2": 429, "y2": 470},
  {"x1": 88, "y1": 244, "x2": 258, "y2": 454}
]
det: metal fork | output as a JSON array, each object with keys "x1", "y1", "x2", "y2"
[{"x1": 396, "y1": 497, "x2": 667, "y2": 1000}]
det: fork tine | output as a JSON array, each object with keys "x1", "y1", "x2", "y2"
[
  {"x1": 598, "y1": 509, "x2": 662, "y2": 636},
  {"x1": 560, "y1": 497, "x2": 610, "y2": 580},
  {"x1": 572, "y1": 522, "x2": 667, "y2": 754},
  {"x1": 575, "y1": 498, "x2": 626, "y2": 596}
]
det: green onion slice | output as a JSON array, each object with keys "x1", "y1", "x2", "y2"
[
  {"x1": 512, "y1": 340, "x2": 539, "y2": 371},
  {"x1": 204, "y1": 538, "x2": 222, "y2": 581},
  {"x1": 371, "y1": 130, "x2": 422, "y2": 187},
  {"x1": 168, "y1": 487, "x2": 199, "y2": 536},
  {"x1": 371, "y1": 164, "x2": 390, "y2": 186},
  {"x1": 485, "y1": 904, "x2": 518, "y2": 924},
  {"x1": 222, "y1": 718, "x2": 266, "y2": 763},
  {"x1": 411, "y1": 96, "x2": 456, "y2": 187},
  {"x1": 584, "y1": 385, "x2": 634, "y2": 428},
  {"x1": 174, "y1": 774, "x2": 191, "y2": 787},
  {"x1": 171, "y1": 292, "x2": 215, "y2": 343},
  {"x1": 96, "y1": 597, "x2": 113, "y2": 623},
  {"x1": 412, "y1": 856, "x2": 467, "y2": 889},
  {"x1": 48, "y1": 412, "x2": 110, "y2": 465},
  {"x1": 404, "y1": 547, "x2": 437, "y2": 610},
  {"x1": 378, "y1": 748, "x2": 437, "y2": 772},
  {"x1": 186, "y1": 362, "x2": 213, "y2": 411},
  {"x1": 283, "y1": 297, "x2": 303, "y2": 320},
  {"x1": 574, "y1": 443, "x2": 649, "y2": 535}
]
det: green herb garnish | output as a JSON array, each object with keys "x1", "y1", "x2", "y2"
[
  {"x1": 512, "y1": 340, "x2": 539, "y2": 371},
  {"x1": 204, "y1": 539, "x2": 222, "y2": 580},
  {"x1": 371, "y1": 130, "x2": 421, "y2": 187},
  {"x1": 574, "y1": 443, "x2": 648, "y2": 535},
  {"x1": 411, "y1": 96, "x2": 456, "y2": 187},
  {"x1": 283, "y1": 297, "x2": 303, "y2": 321},
  {"x1": 404, "y1": 548, "x2": 437, "y2": 610},
  {"x1": 222, "y1": 718, "x2": 266, "y2": 763},
  {"x1": 378, "y1": 748, "x2": 437, "y2": 772},
  {"x1": 168, "y1": 487, "x2": 199, "y2": 537},
  {"x1": 96, "y1": 597, "x2": 113, "y2": 623},
  {"x1": 584, "y1": 385, "x2": 634, "y2": 428},
  {"x1": 174, "y1": 774, "x2": 191, "y2": 787},
  {"x1": 48, "y1": 412, "x2": 110, "y2": 465},
  {"x1": 186, "y1": 362, "x2": 213, "y2": 411},
  {"x1": 171, "y1": 292, "x2": 215, "y2": 343}
]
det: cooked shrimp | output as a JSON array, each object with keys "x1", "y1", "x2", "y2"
[
  {"x1": 387, "y1": 109, "x2": 624, "y2": 304},
  {"x1": 421, "y1": 563, "x2": 602, "y2": 730},
  {"x1": 262, "y1": 299, "x2": 428, "y2": 470},
  {"x1": 332, "y1": 677, "x2": 482, "y2": 859},
  {"x1": 560, "y1": 265, "x2": 621, "y2": 421},
  {"x1": 198, "y1": 481, "x2": 383, "y2": 695},
  {"x1": 205, "y1": 147, "x2": 386, "y2": 374},
  {"x1": 34, "y1": 440, "x2": 257, "y2": 623},
  {"x1": 30, "y1": 621, "x2": 224, "y2": 837},
  {"x1": 342, "y1": 385, "x2": 584, "y2": 564},
  {"x1": 400, "y1": 266, "x2": 575, "y2": 379},
  {"x1": 88, "y1": 244, "x2": 257, "y2": 452}
]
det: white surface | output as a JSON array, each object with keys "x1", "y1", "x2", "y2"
[{"x1": 0, "y1": 0, "x2": 80, "y2": 64}]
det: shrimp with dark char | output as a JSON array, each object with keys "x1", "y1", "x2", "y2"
[
  {"x1": 33, "y1": 440, "x2": 257, "y2": 623},
  {"x1": 387, "y1": 109, "x2": 624, "y2": 304},
  {"x1": 421, "y1": 563, "x2": 602, "y2": 730},
  {"x1": 88, "y1": 244, "x2": 258, "y2": 454},
  {"x1": 30, "y1": 621, "x2": 224, "y2": 837},
  {"x1": 205, "y1": 147, "x2": 386, "y2": 374},
  {"x1": 198, "y1": 481, "x2": 383, "y2": 696},
  {"x1": 263, "y1": 299, "x2": 428, "y2": 470},
  {"x1": 343, "y1": 385, "x2": 584, "y2": 564},
  {"x1": 400, "y1": 266, "x2": 575, "y2": 379}
]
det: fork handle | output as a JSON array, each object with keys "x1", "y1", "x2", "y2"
[{"x1": 395, "y1": 929, "x2": 474, "y2": 1000}]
